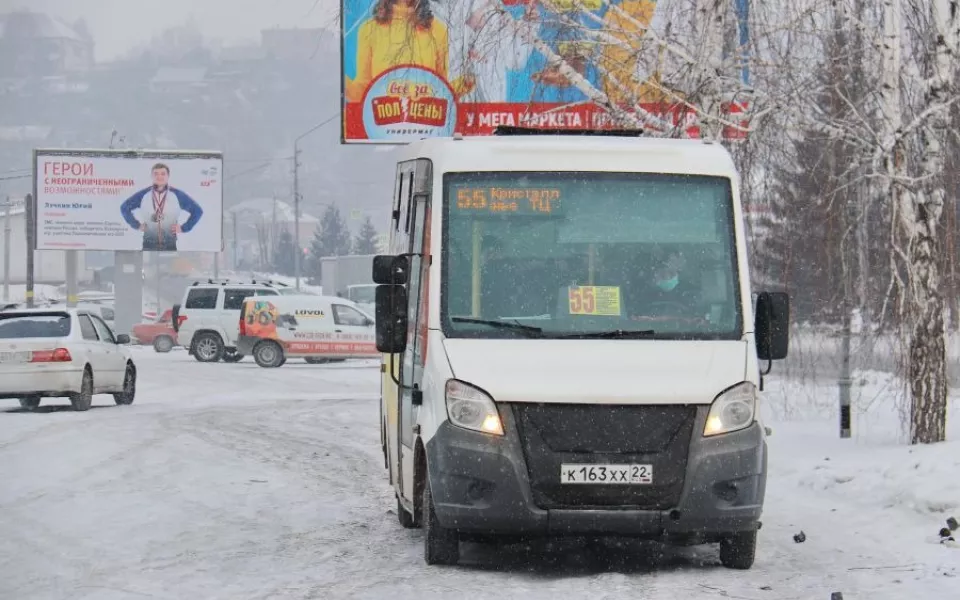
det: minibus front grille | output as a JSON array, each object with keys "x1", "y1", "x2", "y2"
[{"x1": 511, "y1": 403, "x2": 696, "y2": 510}]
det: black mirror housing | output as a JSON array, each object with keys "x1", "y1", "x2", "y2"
[
  {"x1": 115, "y1": 334, "x2": 131, "y2": 345},
  {"x1": 375, "y1": 284, "x2": 408, "y2": 353},
  {"x1": 755, "y1": 291, "x2": 789, "y2": 361},
  {"x1": 372, "y1": 255, "x2": 409, "y2": 285}
]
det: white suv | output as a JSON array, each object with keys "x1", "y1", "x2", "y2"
[{"x1": 172, "y1": 280, "x2": 284, "y2": 362}]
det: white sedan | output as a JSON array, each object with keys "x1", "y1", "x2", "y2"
[{"x1": 0, "y1": 308, "x2": 137, "y2": 411}]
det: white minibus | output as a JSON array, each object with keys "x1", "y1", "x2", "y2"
[{"x1": 372, "y1": 130, "x2": 789, "y2": 569}]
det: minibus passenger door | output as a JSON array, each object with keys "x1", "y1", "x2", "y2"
[
  {"x1": 398, "y1": 164, "x2": 432, "y2": 506},
  {"x1": 382, "y1": 165, "x2": 413, "y2": 491}
]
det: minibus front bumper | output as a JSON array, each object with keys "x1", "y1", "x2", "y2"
[{"x1": 424, "y1": 403, "x2": 766, "y2": 539}]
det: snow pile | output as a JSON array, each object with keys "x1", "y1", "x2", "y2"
[
  {"x1": 788, "y1": 437, "x2": 959, "y2": 518},
  {"x1": 763, "y1": 367, "x2": 959, "y2": 555}
]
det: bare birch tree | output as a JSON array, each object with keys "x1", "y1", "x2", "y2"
[{"x1": 893, "y1": 0, "x2": 959, "y2": 443}]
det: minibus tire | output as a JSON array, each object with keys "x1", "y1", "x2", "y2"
[
  {"x1": 253, "y1": 341, "x2": 285, "y2": 368},
  {"x1": 397, "y1": 497, "x2": 418, "y2": 529},
  {"x1": 719, "y1": 530, "x2": 757, "y2": 569},
  {"x1": 423, "y1": 481, "x2": 459, "y2": 565}
]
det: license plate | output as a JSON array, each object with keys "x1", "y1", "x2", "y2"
[
  {"x1": 0, "y1": 351, "x2": 30, "y2": 363},
  {"x1": 560, "y1": 464, "x2": 653, "y2": 484}
]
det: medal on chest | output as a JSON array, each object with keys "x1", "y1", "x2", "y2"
[{"x1": 151, "y1": 189, "x2": 167, "y2": 223}]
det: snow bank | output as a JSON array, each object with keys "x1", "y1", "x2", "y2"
[
  {"x1": 784, "y1": 433, "x2": 960, "y2": 517},
  {"x1": 763, "y1": 368, "x2": 959, "y2": 548}
]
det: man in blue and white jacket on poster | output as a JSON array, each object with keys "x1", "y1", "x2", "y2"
[{"x1": 120, "y1": 162, "x2": 203, "y2": 251}]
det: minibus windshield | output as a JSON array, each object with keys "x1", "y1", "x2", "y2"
[{"x1": 441, "y1": 172, "x2": 742, "y2": 340}]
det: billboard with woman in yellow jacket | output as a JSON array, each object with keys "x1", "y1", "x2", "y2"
[
  {"x1": 343, "y1": 0, "x2": 474, "y2": 141},
  {"x1": 341, "y1": 0, "x2": 750, "y2": 143}
]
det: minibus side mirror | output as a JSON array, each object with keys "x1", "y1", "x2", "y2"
[
  {"x1": 375, "y1": 284, "x2": 407, "y2": 353},
  {"x1": 755, "y1": 291, "x2": 789, "y2": 361},
  {"x1": 372, "y1": 255, "x2": 409, "y2": 285}
]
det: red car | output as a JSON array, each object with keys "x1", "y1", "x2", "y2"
[{"x1": 132, "y1": 309, "x2": 178, "y2": 353}]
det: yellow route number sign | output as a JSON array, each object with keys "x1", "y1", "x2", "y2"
[{"x1": 568, "y1": 286, "x2": 621, "y2": 316}]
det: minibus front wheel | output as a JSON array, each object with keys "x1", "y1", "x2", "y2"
[
  {"x1": 719, "y1": 529, "x2": 757, "y2": 569},
  {"x1": 423, "y1": 479, "x2": 459, "y2": 565}
]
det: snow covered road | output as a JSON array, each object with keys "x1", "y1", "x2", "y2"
[{"x1": 0, "y1": 350, "x2": 956, "y2": 600}]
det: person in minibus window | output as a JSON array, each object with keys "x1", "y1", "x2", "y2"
[{"x1": 630, "y1": 249, "x2": 699, "y2": 316}]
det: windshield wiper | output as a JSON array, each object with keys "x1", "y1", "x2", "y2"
[
  {"x1": 451, "y1": 317, "x2": 544, "y2": 337},
  {"x1": 556, "y1": 329, "x2": 657, "y2": 339}
]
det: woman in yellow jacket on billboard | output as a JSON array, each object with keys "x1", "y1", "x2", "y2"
[{"x1": 345, "y1": 0, "x2": 474, "y2": 103}]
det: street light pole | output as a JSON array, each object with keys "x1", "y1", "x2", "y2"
[
  {"x1": 292, "y1": 113, "x2": 339, "y2": 291},
  {"x1": 293, "y1": 141, "x2": 300, "y2": 290},
  {"x1": 2, "y1": 197, "x2": 11, "y2": 302}
]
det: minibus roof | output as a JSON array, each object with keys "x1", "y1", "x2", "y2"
[{"x1": 394, "y1": 134, "x2": 739, "y2": 179}]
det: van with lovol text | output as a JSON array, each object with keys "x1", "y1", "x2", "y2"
[
  {"x1": 372, "y1": 128, "x2": 790, "y2": 569},
  {"x1": 236, "y1": 294, "x2": 376, "y2": 368}
]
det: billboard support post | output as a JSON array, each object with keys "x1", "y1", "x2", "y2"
[
  {"x1": 2, "y1": 196, "x2": 10, "y2": 302},
  {"x1": 113, "y1": 251, "x2": 143, "y2": 337},
  {"x1": 155, "y1": 254, "x2": 161, "y2": 315},
  {"x1": 65, "y1": 251, "x2": 78, "y2": 307},
  {"x1": 25, "y1": 192, "x2": 34, "y2": 308}
]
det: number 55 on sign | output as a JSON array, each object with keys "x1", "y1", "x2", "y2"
[{"x1": 568, "y1": 286, "x2": 621, "y2": 316}]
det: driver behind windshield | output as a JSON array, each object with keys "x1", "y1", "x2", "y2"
[{"x1": 627, "y1": 248, "x2": 700, "y2": 319}]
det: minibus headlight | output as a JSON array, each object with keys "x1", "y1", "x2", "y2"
[
  {"x1": 704, "y1": 382, "x2": 757, "y2": 437},
  {"x1": 444, "y1": 380, "x2": 504, "y2": 436}
]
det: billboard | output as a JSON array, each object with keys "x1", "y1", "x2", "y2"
[
  {"x1": 341, "y1": 0, "x2": 750, "y2": 143},
  {"x1": 34, "y1": 149, "x2": 223, "y2": 252}
]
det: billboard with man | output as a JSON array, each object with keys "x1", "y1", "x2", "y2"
[
  {"x1": 341, "y1": 0, "x2": 750, "y2": 143},
  {"x1": 34, "y1": 150, "x2": 223, "y2": 252}
]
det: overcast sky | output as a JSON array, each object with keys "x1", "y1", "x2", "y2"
[{"x1": 5, "y1": 0, "x2": 339, "y2": 60}]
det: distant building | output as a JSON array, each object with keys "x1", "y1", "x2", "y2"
[
  {"x1": 0, "y1": 11, "x2": 94, "y2": 76},
  {"x1": 0, "y1": 197, "x2": 89, "y2": 285}
]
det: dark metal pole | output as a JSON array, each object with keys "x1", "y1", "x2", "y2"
[
  {"x1": 292, "y1": 113, "x2": 339, "y2": 291},
  {"x1": 293, "y1": 144, "x2": 300, "y2": 290},
  {"x1": 25, "y1": 176, "x2": 35, "y2": 307},
  {"x1": 839, "y1": 314, "x2": 852, "y2": 438}
]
